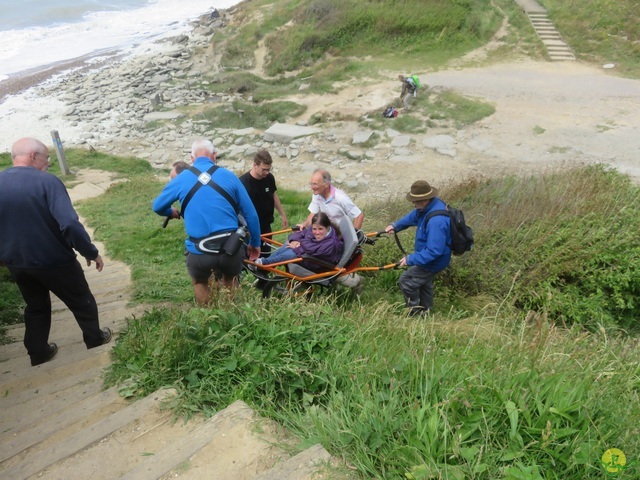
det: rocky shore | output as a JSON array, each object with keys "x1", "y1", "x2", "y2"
[
  {"x1": 2, "y1": 6, "x2": 639, "y2": 203},
  {"x1": 0, "y1": 8, "x2": 483, "y2": 201}
]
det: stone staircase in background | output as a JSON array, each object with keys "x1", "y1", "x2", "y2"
[
  {"x1": 0, "y1": 247, "x2": 333, "y2": 479},
  {"x1": 515, "y1": 0, "x2": 576, "y2": 61}
]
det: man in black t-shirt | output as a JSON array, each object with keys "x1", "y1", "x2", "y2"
[{"x1": 239, "y1": 149, "x2": 288, "y2": 256}]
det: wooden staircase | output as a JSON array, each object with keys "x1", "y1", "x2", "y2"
[
  {"x1": 0, "y1": 249, "x2": 333, "y2": 479},
  {"x1": 515, "y1": 0, "x2": 576, "y2": 61}
]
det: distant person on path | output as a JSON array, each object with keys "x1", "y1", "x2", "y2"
[
  {"x1": 254, "y1": 212, "x2": 343, "y2": 272},
  {"x1": 385, "y1": 180, "x2": 451, "y2": 316},
  {"x1": 152, "y1": 139, "x2": 261, "y2": 305},
  {"x1": 0, "y1": 137, "x2": 112, "y2": 366},
  {"x1": 398, "y1": 74, "x2": 420, "y2": 111},
  {"x1": 239, "y1": 149, "x2": 288, "y2": 257},
  {"x1": 299, "y1": 169, "x2": 364, "y2": 292}
]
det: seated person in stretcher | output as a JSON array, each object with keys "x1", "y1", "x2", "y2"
[{"x1": 254, "y1": 212, "x2": 343, "y2": 272}]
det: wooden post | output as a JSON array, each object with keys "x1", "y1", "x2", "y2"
[{"x1": 50, "y1": 130, "x2": 70, "y2": 175}]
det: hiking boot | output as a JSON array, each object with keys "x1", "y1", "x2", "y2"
[
  {"x1": 408, "y1": 307, "x2": 431, "y2": 318},
  {"x1": 31, "y1": 342, "x2": 58, "y2": 366},
  {"x1": 88, "y1": 327, "x2": 112, "y2": 349},
  {"x1": 353, "y1": 276, "x2": 365, "y2": 295}
]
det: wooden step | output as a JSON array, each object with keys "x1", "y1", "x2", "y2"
[
  {"x1": 0, "y1": 347, "x2": 111, "y2": 397},
  {"x1": 1, "y1": 386, "x2": 124, "y2": 464},
  {"x1": 122, "y1": 399, "x2": 275, "y2": 480},
  {"x1": 0, "y1": 364, "x2": 106, "y2": 411},
  {"x1": 0, "y1": 389, "x2": 176, "y2": 479},
  {"x1": 255, "y1": 444, "x2": 332, "y2": 480}
]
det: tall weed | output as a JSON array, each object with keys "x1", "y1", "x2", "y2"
[{"x1": 439, "y1": 165, "x2": 640, "y2": 330}]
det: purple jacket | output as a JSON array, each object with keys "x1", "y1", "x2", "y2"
[{"x1": 288, "y1": 226, "x2": 343, "y2": 271}]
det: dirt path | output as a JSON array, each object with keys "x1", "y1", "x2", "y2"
[{"x1": 275, "y1": 58, "x2": 640, "y2": 197}]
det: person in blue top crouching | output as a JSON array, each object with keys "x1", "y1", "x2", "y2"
[
  {"x1": 152, "y1": 139, "x2": 261, "y2": 305},
  {"x1": 385, "y1": 180, "x2": 451, "y2": 316}
]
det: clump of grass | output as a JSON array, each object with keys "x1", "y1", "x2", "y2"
[
  {"x1": 361, "y1": 88, "x2": 494, "y2": 133},
  {"x1": 439, "y1": 165, "x2": 640, "y2": 331},
  {"x1": 362, "y1": 114, "x2": 425, "y2": 134},
  {"x1": 203, "y1": 71, "x2": 304, "y2": 102},
  {"x1": 428, "y1": 89, "x2": 495, "y2": 127},
  {"x1": 55, "y1": 149, "x2": 154, "y2": 178},
  {"x1": 201, "y1": 100, "x2": 306, "y2": 129},
  {"x1": 0, "y1": 267, "x2": 24, "y2": 344}
]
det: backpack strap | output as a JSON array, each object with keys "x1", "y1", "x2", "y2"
[
  {"x1": 424, "y1": 209, "x2": 452, "y2": 249},
  {"x1": 424, "y1": 209, "x2": 449, "y2": 222}
]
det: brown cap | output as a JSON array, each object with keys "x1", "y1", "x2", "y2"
[{"x1": 406, "y1": 180, "x2": 438, "y2": 202}]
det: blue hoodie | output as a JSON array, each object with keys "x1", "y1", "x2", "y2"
[{"x1": 392, "y1": 197, "x2": 451, "y2": 272}]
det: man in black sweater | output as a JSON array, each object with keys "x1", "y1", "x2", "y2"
[{"x1": 0, "y1": 137, "x2": 111, "y2": 366}]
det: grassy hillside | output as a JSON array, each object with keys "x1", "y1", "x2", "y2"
[
  {"x1": 4, "y1": 150, "x2": 636, "y2": 478},
  {"x1": 541, "y1": 0, "x2": 640, "y2": 77},
  {"x1": 213, "y1": 0, "x2": 543, "y2": 90},
  {"x1": 215, "y1": 0, "x2": 640, "y2": 82},
  {"x1": 71, "y1": 155, "x2": 637, "y2": 479}
]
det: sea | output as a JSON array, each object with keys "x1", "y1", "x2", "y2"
[{"x1": 0, "y1": 0, "x2": 241, "y2": 83}]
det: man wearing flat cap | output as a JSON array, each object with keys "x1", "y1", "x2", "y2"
[{"x1": 385, "y1": 180, "x2": 452, "y2": 316}]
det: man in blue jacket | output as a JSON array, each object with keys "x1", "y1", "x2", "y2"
[
  {"x1": 0, "y1": 137, "x2": 112, "y2": 366},
  {"x1": 385, "y1": 180, "x2": 451, "y2": 316},
  {"x1": 152, "y1": 139, "x2": 261, "y2": 305}
]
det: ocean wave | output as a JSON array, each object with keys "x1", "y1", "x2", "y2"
[{"x1": 0, "y1": 0, "x2": 239, "y2": 80}]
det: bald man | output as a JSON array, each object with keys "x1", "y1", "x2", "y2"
[{"x1": 0, "y1": 138, "x2": 112, "y2": 366}]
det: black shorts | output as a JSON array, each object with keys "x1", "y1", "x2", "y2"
[{"x1": 185, "y1": 248, "x2": 243, "y2": 281}]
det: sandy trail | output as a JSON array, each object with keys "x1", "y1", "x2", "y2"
[{"x1": 283, "y1": 59, "x2": 640, "y2": 190}]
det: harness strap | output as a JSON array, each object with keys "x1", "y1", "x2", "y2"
[
  {"x1": 180, "y1": 165, "x2": 243, "y2": 224},
  {"x1": 179, "y1": 165, "x2": 219, "y2": 217}
]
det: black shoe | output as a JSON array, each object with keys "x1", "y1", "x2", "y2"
[
  {"x1": 101, "y1": 327, "x2": 112, "y2": 345},
  {"x1": 408, "y1": 307, "x2": 431, "y2": 318},
  {"x1": 31, "y1": 343, "x2": 58, "y2": 366},
  {"x1": 88, "y1": 327, "x2": 112, "y2": 349}
]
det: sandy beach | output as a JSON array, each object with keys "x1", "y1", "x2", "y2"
[{"x1": 1, "y1": 6, "x2": 639, "y2": 203}]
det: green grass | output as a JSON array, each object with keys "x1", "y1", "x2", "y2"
[
  {"x1": 360, "y1": 88, "x2": 495, "y2": 133},
  {"x1": 428, "y1": 89, "x2": 496, "y2": 127},
  {"x1": 0, "y1": 267, "x2": 24, "y2": 343},
  {"x1": 439, "y1": 165, "x2": 640, "y2": 332},
  {"x1": 541, "y1": 0, "x2": 640, "y2": 77},
  {"x1": 200, "y1": 100, "x2": 306, "y2": 130},
  {"x1": 258, "y1": 0, "x2": 503, "y2": 75},
  {"x1": 4, "y1": 145, "x2": 640, "y2": 478},
  {"x1": 215, "y1": 0, "x2": 512, "y2": 81},
  {"x1": 105, "y1": 299, "x2": 640, "y2": 479}
]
